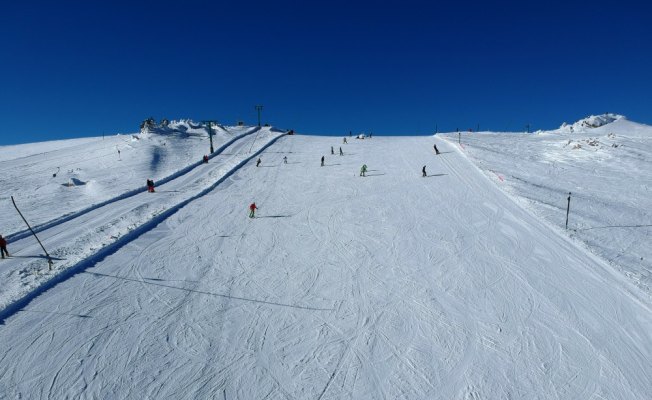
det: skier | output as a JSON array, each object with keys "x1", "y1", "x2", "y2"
[
  {"x1": 283, "y1": 156, "x2": 287, "y2": 164},
  {"x1": 147, "y1": 179, "x2": 155, "y2": 192},
  {"x1": 343, "y1": 137, "x2": 347, "y2": 144},
  {"x1": 331, "y1": 146, "x2": 334, "y2": 155},
  {"x1": 369, "y1": 133, "x2": 372, "y2": 139},
  {"x1": 203, "y1": 155, "x2": 209, "y2": 163},
  {"x1": 360, "y1": 164, "x2": 367, "y2": 177},
  {"x1": 321, "y1": 156, "x2": 325, "y2": 166},
  {"x1": 434, "y1": 144, "x2": 440, "y2": 155},
  {"x1": 249, "y1": 202, "x2": 258, "y2": 218},
  {"x1": 422, "y1": 165, "x2": 427, "y2": 177},
  {"x1": 0, "y1": 235, "x2": 9, "y2": 259},
  {"x1": 339, "y1": 147, "x2": 343, "y2": 156},
  {"x1": 256, "y1": 158, "x2": 261, "y2": 167}
]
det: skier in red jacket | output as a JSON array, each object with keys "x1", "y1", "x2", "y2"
[
  {"x1": 0, "y1": 235, "x2": 9, "y2": 259},
  {"x1": 249, "y1": 202, "x2": 258, "y2": 218}
]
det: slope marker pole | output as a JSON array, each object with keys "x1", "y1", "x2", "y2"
[{"x1": 565, "y1": 192, "x2": 572, "y2": 229}]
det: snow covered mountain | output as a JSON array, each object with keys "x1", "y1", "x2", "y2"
[{"x1": 0, "y1": 119, "x2": 650, "y2": 398}]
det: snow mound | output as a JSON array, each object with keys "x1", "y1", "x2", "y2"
[
  {"x1": 139, "y1": 118, "x2": 230, "y2": 139},
  {"x1": 144, "y1": 119, "x2": 209, "y2": 138},
  {"x1": 558, "y1": 113, "x2": 625, "y2": 133}
]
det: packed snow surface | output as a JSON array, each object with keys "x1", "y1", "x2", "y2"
[
  {"x1": 0, "y1": 122, "x2": 252, "y2": 236},
  {"x1": 0, "y1": 124, "x2": 650, "y2": 399},
  {"x1": 447, "y1": 116, "x2": 652, "y2": 294}
]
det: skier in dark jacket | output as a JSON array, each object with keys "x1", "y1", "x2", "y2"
[
  {"x1": 147, "y1": 179, "x2": 155, "y2": 192},
  {"x1": 434, "y1": 144, "x2": 440, "y2": 155},
  {"x1": 0, "y1": 235, "x2": 9, "y2": 259},
  {"x1": 256, "y1": 158, "x2": 261, "y2": 167},
  {"x1": 339, "y1": 147, "x2": 343, "y2": 156},
  {"x1": 321, "y1": 156, "x2": 325, "y2": 166},
  {"x1": 203, "y1": 155, "x2": 209, "y2": 163},
  {"x1": 422, "y1": 166, "x2": 427, "y2": 177},
  {"x1": 331, "y1": 146, "x2": 334, "y2": 155}
]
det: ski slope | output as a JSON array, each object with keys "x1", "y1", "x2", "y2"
[
  {"x1": 447, "y1": 116, "x2": 652, "y2": 294},
  {"x1": 0, "y1": 125, "x2": 284, "y2": 311},
  {"x1": 0, "y1": 132, "x2": 650, "y2": 398},
  {"x1": 0, "y1": 122, "x2": 256, "y2": 236}
]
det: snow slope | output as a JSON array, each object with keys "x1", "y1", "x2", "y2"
[
  {"x1": 0, "y1": 133, "x2": 650, "y2": 399},
  {"x1": 0, "y1": 125, "x2": 284, "y2": 311},
  {"x1": 446, "y1": 116, "x2": 652, "y2": 294},
  {"x1": 0, "y1": 123, "x2": 253, "y2": 236}
]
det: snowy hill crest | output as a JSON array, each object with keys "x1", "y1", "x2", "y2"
[
  {"x1": 558, "y1": 113, "x2": 625, "y2": 133},
  {"x1": 140, "y1": 118, "x2": 218, "y2": 138}
]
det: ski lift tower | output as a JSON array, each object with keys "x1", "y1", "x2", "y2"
[
  {"x1": 202, "y1": 120, "x2": 218, "y2": 153},
  {"x1": 255, "y1": 105, "x2": 263, "y2": 127}
]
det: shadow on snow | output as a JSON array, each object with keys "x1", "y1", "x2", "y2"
[{"x1": 86, "y1": 272, "x2": 331, "y2": 312}]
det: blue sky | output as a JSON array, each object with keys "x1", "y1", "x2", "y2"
[{"x1": 1, "y1": 0, "x2": 651, "y2": 144}]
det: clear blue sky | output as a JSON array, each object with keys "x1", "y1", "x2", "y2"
[{"x1": 1, "y1": 0, "x2": 651, "y2": 144}]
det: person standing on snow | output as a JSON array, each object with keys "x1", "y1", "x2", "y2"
[
  {"x1": 321, "y1": 156, "x2": 325, "y2": 166},
  {"x1": 283, "y1": 156, "x2": 287, "y2": 164},
  {"x1": 360, "y1": 164, "x2": 367, "y2": 177},
  {"x1": 422, "y1": 165, "x2": 427, "y2": 177},
  {"x1": 433, "y1": 144, "x2": 440, "y2": 155},
  {"x1": 339, "y1": 147, "x2": 343, "y2": 156},
  {"x1": 203, "y1": 155, "x2": 209, "y2": 163},
  {"x1": 249, "y1": 202, "x2": 258, "y2": 218},
  {"x1": 147, "y1": 179, "x2": 155, "y2": 192},
  {"x1": 256, "y1": 158, "x2": 261, "y2": 167},
  {"x1": 331, "y1": 146, "x2": 334, "y2": 155},
  {"x1": 0, "y1": 235, "x2": 9, "y2": 259},
  {"x1": 343, "y1": 137, "x2": 347, "y2": 144}
]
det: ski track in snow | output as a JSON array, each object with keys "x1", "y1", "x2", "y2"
[{"x1": 0, "y1": 133, "x2": 650, "y2": 399}]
